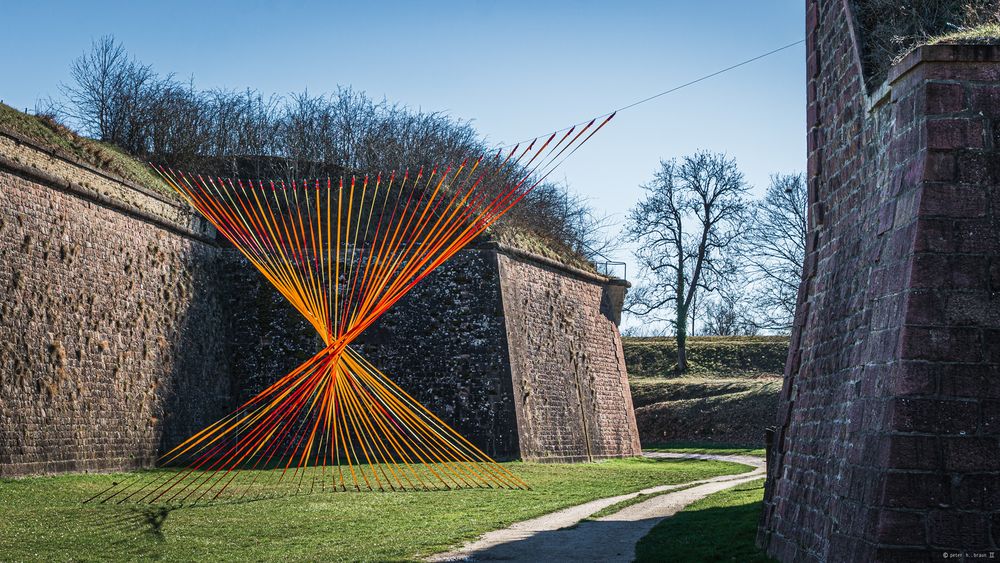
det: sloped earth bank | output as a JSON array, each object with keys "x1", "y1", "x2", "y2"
[
  {"x1": 622, "y1": 336, "x2": 786, "y2": 447},
  {"x1": 427, "y1": 453, "x2": 764, "y2": 562},
  {"x1": 630, "y1": 376, "x2": 782, "y2": 445}
]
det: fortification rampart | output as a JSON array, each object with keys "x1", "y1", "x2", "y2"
[
  {"x1": 0, "y1": 130, "x2": 639, "y2": 475},
  {"x1": 759, "y1": 2, "x2": 1000, "y2": 560},
  {"x1": 0, "y1": 131, "x2": 231, "y2": 476}
]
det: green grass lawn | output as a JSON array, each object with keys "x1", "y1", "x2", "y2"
[
  {"x1": 634, "y1": 478, "x2": 773, "y2": 562},
  {"x1": 0, "y1": 457, "x2": 750, "y2": 562},
  {"x1": 644, "y1": 441, "x2": 767, "y2": 458}
]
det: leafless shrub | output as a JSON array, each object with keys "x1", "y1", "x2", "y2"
[
  {"x1": 701, "y1": 294, "x2": 759, "y2": 337},
  {"x1": 53, "y1": 36, "x2": 607, "y2": 264},
  {"x1": 853, "y1": 0, "x2": 1000, "y2": 90}
]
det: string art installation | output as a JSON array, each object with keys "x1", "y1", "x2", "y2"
[{"x1": 88, "y1": 114, "x2": 613, "y2": 505}]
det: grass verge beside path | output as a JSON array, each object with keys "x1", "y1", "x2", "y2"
[
  {"x1": 645, "y1": 441, "x2": 767, "y2": 458},
  {"x1": 0, "y1": 457, "x2": 749, "y2": 562},
  {"x1": 634, "y1": 478, "x2": 773, "y2": 563}
]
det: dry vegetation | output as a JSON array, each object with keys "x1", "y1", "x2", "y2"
[
  {"x1": 928, "y1": 21, "x2": 1000, "y2": 43},
  {"x1": 853, "y1": 0, "x2": 1000, "y2": 90},
  {"x1": 0, "y1": 103, "x2": 173, "y2": 197},
  {"x1": 624, "y1": 336, "x2": 787, "y2": 447},
  {"x1": 35, "y1": 36, "x2": 614, "y2": 268}
]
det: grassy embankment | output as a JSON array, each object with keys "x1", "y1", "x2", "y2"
[
  {"x1": 0, "y1": 103, "x2": 592, "y2": 268},
  {"x1": 624, "y1": 336, "x2": 787, "y2": 448},
  {"x1": 0, "y1": 103, "x2": 174, "y2": 198},
  {"x1": 0, "y1": 457, "x2": 750, "y2": 562}
]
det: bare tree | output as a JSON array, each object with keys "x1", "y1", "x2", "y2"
[
  {"x1": 741, "y1": 173, "x2": 807, "y2": 332},
  {"x1": 702, "y1": 298, "x2": 742, "y2": 336},
  {"x1": 701, "y1": 278, "x2": 759, "y2": 337},
  {"x1": 53, "y1": 37, "x2": 615, "y2": 268},
  {"x1": 624, "y1": 151, "x2": 749, "y2": 372},
  {"x1": 60, "y1": 36, "x2": 159, "y2": 145}
]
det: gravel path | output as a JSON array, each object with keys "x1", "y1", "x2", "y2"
[{"x1": 427, "y1": 453, "x2": 766, "y2": 562}]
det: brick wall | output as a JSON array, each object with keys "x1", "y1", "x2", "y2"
[
  {"x1": 0, "y1": 132, "x2": 639, "y2": 474},
  {"x1": 355, "y1": 247, "x2": 520, "y2": 459},
  {"x1": 498, "y1": 250, "x2": 640, "y2": 462},
  {"x1": 759, "y1": 1, "x2": 1000, "y2": 560},
  {"x1": 0, "y1": 138, "x2": 232, "y2": 477},
  {"x1": 359, "y1": 245, "x2": 641, "y2": 462}
]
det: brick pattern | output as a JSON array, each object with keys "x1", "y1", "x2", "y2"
[
  {"x1": 0, "y1": 169, "x2": 232, "y2": 477},
  {"x1": 759, "y1": 1, "x2": 1000, "y2": 560},
  {"x1": 498, "y1": 254, "x2": 641, "y2": 462},
  {"x1": 356, "y1": 248, "x2": 520, "y2": 459},
  {"x1": 0, "y1": 142, "x2": 639, "y2": 474}
]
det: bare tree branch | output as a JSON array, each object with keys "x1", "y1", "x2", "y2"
[{"x1": 624, "y1": 151, "x2": 749, "y2": 371}]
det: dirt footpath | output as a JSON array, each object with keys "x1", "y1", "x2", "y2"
[{"x1": 427, "y1": 453, "x2": 765, "y2": 562}]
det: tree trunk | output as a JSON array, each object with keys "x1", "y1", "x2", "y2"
[
  {"x1": 676, "y1": 312, "x2": 688, "y2": 372},
  {"x1": 676, "y1": 255, "x2": 688, "y2": 373}
]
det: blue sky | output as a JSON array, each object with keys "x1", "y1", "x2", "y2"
[{"x1": 3, "y1": 1, "x2": 805, "y2": 328}]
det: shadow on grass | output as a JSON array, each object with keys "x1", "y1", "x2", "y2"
[
  {"x1": 434, "y1": 481, "x2": 771, "y2": 562},
  {"x1": 63, "y1": 505, "x2": 179, "y2": 560},
  {"x1": 634, "y1": 482, "x2": 774, "y2": 562},
  {"x1": 439, "y1": 517, "x2": 675, "y2": 561}
]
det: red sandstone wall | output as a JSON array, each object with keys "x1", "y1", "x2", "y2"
[
  {"x1": 0, "y1": 138, "x2": 233, "y2": 477},
  {"x1": 497, "y1": 251, "x2": 641, "y2": 462},
  {"x1": 760, "y1": 1, "x2": 1000, "y2": 560},
  {"x1": 0, "y1": 130, "x2": 639, "y2": 474}
]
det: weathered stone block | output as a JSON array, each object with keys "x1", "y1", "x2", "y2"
[{"x1": 924, "y1": 82, "x2": 966, "y2": 115}]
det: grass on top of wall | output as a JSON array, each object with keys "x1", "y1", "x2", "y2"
[
  {"x1": 0, "y1": 457, "x2": 751, "y2": 562},
  {"x1": 0, "y1": 103, "x2": 175, "y2": 198},
  {"x1": 928, "y1": 22, "x2": 1000, "y2": 45},
  {"x1": 489, "y1": 224, "x2": 598, "y2": 273}
]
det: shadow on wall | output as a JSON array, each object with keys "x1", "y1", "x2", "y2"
[
  {"x1": 144, "y1": 242, "x2": 232, "y2": 457},
  {"x1": 157, "y1": 247, "x2": 321, "y2": 455}
]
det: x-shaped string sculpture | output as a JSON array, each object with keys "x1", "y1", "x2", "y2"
[{"x1": 88, "y1": 114, "x2": 613, "y2": 505}]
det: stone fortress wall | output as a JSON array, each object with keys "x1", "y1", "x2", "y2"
[
  {"x1": 0, "y1": 128, "x2": 639, "y2": 476},
  {"x1": 759, "y1": 1, "x2": 1000, "y2": 560}
]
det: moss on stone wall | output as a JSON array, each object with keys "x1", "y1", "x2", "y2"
[{"x1": 0, "y1": 103, "x2": 175, "y2": 198}]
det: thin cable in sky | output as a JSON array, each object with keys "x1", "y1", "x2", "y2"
[{"x1": 500, "y1": 38, "x2": 805, "y2": 149}]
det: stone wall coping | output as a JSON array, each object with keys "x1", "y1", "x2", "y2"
[
  {"x1": 888, "y1": 43, "x2": 1000, "y2": 84},
  {"x1": 482, "y1": 241, "x2": 630, "y2": 288},
  {"x1": 0, "y1": 127, "x2": 184, "y2": 208},
  {"x1": 0, "y1": 135, "x2": 215, "y2": 244},
  {"x1": 864, "y1": 43, "x2": 1000, "y2": 113}
]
